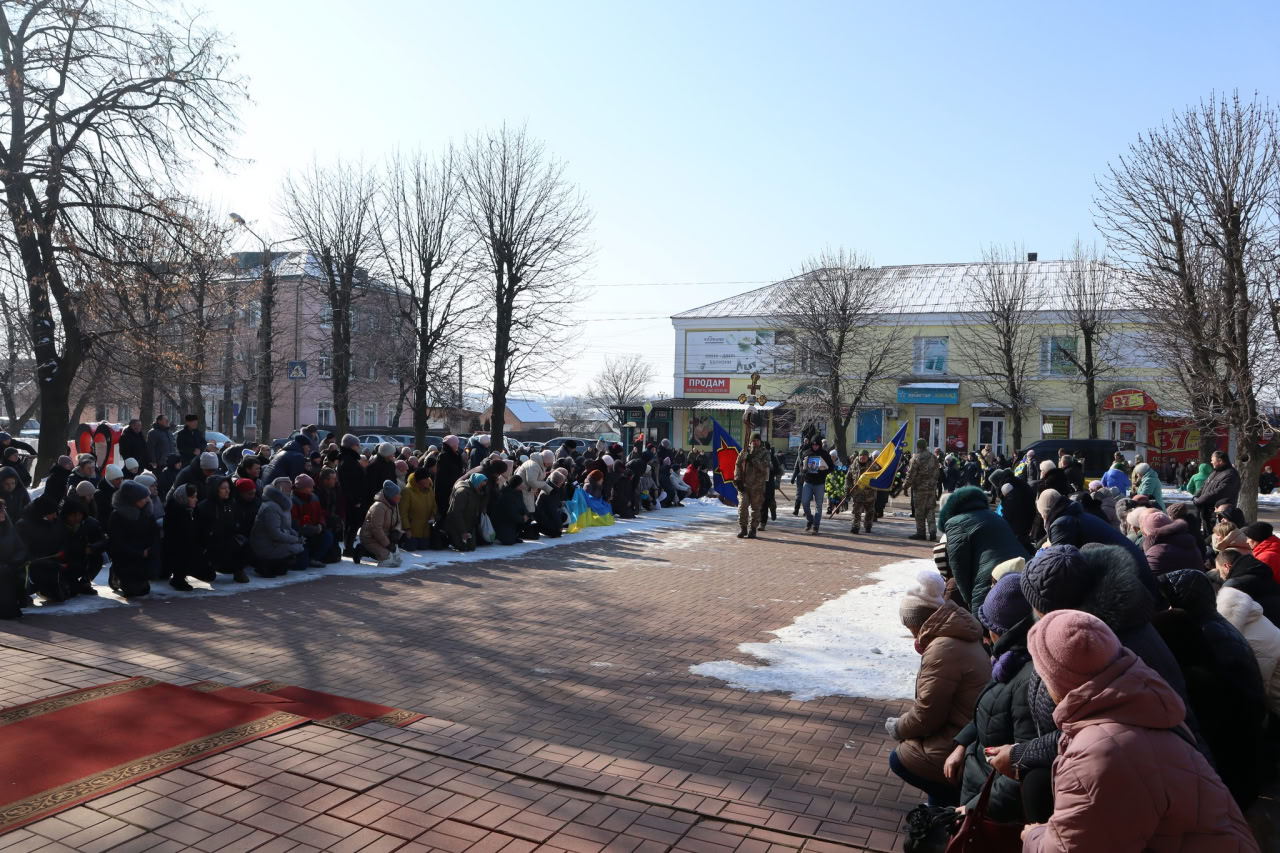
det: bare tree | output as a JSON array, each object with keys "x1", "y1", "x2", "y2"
[
  {"x1": 0, "y1": 0, "x2": 247, "y2": 476},
  {"x1": 770, "y1": 249, "x2": 907, "y2": 462},
  {"x1": 585, "y1": 354, "x2": 654, "y2": 431},
  {"x1": 549, "y1": 400, "x2": 596, "y2": 435},
  {"x1": 0, "y1": 256, "x2": 35, "y2": 429},
  {"x1": 279, "y1": 160, "x2": 381, "y2": 437},
  {"x1": 458, "y1": 124, "x2": 593, "y2": 451},
  {"x1": 377, "y1": 148, "x2": 477, "y2": 447},
  {"x1": 1097, "y1": 92, "x2": 1280, "y2": 518},
  {"x1": 1054, "y1": 240, "x2": 1120, "y2": 438},
  {"x1": 951, "y1": 246, "x2": 1044, "y2": 454}
]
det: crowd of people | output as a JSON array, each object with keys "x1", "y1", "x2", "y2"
[
  {"x1": 886, "y1": 443, "x2": 1274, "y2": 850},
  {"x1": 0, "y1": 418, "x2": 714, "y2": 618}
]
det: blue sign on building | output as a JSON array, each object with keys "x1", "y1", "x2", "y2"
[{"x1": 896, "y1": 384, "x2": 959, "y2": 405}]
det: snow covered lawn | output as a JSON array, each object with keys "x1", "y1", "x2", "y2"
[
  {"x1": 29, "y1": 497, "x2": 736, "y2": 616},
  {"x1": 689, "y1": 558, "x2": 932, "y2": 701},
  {"x1": 1163, "y1": 487, "x2": 1280, "y2": 507}
]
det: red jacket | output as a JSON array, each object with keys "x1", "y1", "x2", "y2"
[
  {"x1": 682, "y1": 465, "x2": 701, "y2": 498},
  {"x1": 1253, "y1": 536, "x2": 1280, "y2": 584},
  {"x1": 291, "y1": 493, "x2": 325, "y2": 529}
]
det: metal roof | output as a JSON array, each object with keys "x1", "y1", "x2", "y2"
[
  {"x1": 671, "y1": 261, "x2": 1130, "y2": 319},
  {"x1": 505, "y1": 398, "x2": 555, "y2": 423}
]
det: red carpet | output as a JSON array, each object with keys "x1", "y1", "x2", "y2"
[
  {"x1": 191, "y1": 681, "x2": 424, "y2": 729},
  {"x1": 0, "y1": 678, "x2": 304, "y2": 831}
]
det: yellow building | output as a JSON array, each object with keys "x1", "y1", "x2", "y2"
[{"x1": 659, "y1": 261, "x2": 1178, "y2": 461}]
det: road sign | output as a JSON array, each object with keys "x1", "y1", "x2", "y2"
[
  {"x1": 642, "y1": 401, "x2": 653, "y2": 415},
  {"x1": 287, "y1": 360, "x2": 307, "y2": 380}
]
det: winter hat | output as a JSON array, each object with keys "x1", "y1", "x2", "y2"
[
  {"x1": 478, "y1": 435, "x2": 491, "y2": 447},
  {"x1": 444, "y1": 435, "x2": 459, "y2": 450},
  {"x1": 119, "y1": 479, "x2": 150, "y2": 504},
  {"x1": 75, "y1": 481, "x2": 97, "y2": 500},
  {"x1": 1127, "y1": 505, "x2": 1154, "y2": 532},
  {"x1": 123, "y1": 458, "x2": 139, "y2": 472},
  {"x1": 469, "y1": 472, "x2": 487, "y2": 488},
  {"x1": 980, "y1": 573, "x2": 1032, "y2": 634},
  {"x1": 235, "y1": 478, "x2": 257, "y2": 495},
  {"x1": 898, "y1": 569, "x2": 946, "y2": 631},
  {"x1": 382, "y1": 479, "x2": 400, "y2": 499},
  {"x1": 1021, "y1": 544, "x2": 1094, "y2": 615},
  {"x1": 1035, "y1": 488, "x2": 1061, "y2": 519},
  {"x1": 104, "y1": 463, "x2": 124, "y2": 482},
  {"x1": 341, "y1": 433, "x2": 360, "y2": 449},
  {"x1": 134, "y1": 473, "x2": 156, "y2": 489},
  {"x1": 294, "y1": 473, "x2": 315, "y2": 492},
  {"x1": 540, "y1": 449, "x2": 555, "y2": 466},
  {"x1": 76, "y1": 453, "x2": 95, "y2": 467},
  {"x1": 1140, "y1": 511, "x2": 1173, "y2": 537},
  {"x1": 1245, "y1": 521, "x2": 1274, "y2": 542},
  {"x1": 272, "y1": 477, "x2": 293, "y2": 493},
  {"x1": 0, "y1": 432, "x2": 8, "y2": 443},
  {"x1": 988, "y1": 468, "x2": 1011, "y2": 489},
  {"x1": 602, "y1": 455, "x2": 614, "y2": 467},
  {"x1": 1027, "y1": 609, "x2": 1122, "y2": 700},
  {"x1": 57, "y1": 455, "x2": 73, "y2": 469},
  {"x1": 991, "y1": 556, "x2": 1025, "y2": 582},
  {"x1": 377, "y1": 442, "x2": 395, "y2": 458},
  {"x1": 550, "y1": 469, "x2": 567, "y2": 486},
  {"x1": 1039, "y1": 460, "x2": 1057, "y2": 475},
  {"x1": 1133, "y1": 462, "x2": 1151, "y2": 478},
  {"x1": 916, "y1": 438, "x2": 928, "y2": 450},
  {"x1": 1087, "y1": 479, "x2": 1103, "y2": 493},
  {"x1": 394, "y1": 460, "x2": 408, "y2": 475},
  {"x1": 199, "y1": 452, "x2": 219, "y2": 470}
]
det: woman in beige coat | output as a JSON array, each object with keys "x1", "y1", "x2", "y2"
[
  {"x1": 885, "y1": 569, "x2": 991, "y2": 805},
  {"x1": 358, "y1": 479, "x2": 404, "y2": 568}
]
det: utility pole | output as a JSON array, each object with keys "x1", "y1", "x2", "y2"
[
  {"x1": 457, "y1": 354, "x2": 463, "y2": 409},
  {"x1": 293, "y1": 278, "x2": 301, "y2": 432}
]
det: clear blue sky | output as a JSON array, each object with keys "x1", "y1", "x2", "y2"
[{"x1": 193, "y1": 0, "x2": 1280, "y2": 398}]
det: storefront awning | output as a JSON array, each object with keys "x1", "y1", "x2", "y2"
[
  {"x1": 695, "y1": 401, "x2": 783, "y2": 411},
  {"x1": 971, "y1": 402, "x2": 1003, "y2": 409},
  {"x1": 897, "y1": 382, "x2": 960, "y2": 405}
]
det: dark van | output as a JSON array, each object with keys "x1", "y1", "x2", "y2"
[{"x1": 1019, "y1": 439, "x2": 1119, "y2": 480}]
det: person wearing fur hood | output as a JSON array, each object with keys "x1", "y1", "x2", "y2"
[{"x1": 1217, "y1": 586, "x2": 1280, "y2": 718}]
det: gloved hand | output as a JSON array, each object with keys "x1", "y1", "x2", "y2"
[
  {"x1": 885, "y1": 717, "x2": 901, "y2": 740},
  {"x1": 302, "y1": 524, "x2": 321, "y2": 537}
]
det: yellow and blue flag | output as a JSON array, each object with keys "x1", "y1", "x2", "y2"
[
  {"x1": 566, "y1": 486, "x2": 615, "y2": 533},
  {"x1": 710, "y1": 418, "x2": 741, "y2": 506},
  {"x1": 856, "y1": 422, "x2": 909, "y2": 490}
]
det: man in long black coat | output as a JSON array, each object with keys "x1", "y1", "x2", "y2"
[
  {"x1": 336, "y1": 434, "x2": 366, "y2": 558},
  {"x1": 434, "y1": 436, "x2": 465, "y2": 523},
  {"x1": 118, "y1": 419, "x2": 150, "y2": 470}
]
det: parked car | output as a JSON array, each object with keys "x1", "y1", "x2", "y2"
[
  {"x1": 542, "y1": 436, "x2": 599, "y2": 453},
  {"x1": 358, "y1": 434, "x2": 405, "y2": 453},
  {"x1": 1019, "y1": 438, "x2": 1119, "y2": 480},
  {"x1": 204, "y1": 430, "x2": 233, "y2": 452}
]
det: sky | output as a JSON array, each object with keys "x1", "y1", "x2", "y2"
[{"x1": 192, "y1": 0, "x2": 1280, "y2": 401}]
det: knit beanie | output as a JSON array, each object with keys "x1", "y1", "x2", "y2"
[
  {"x1": 377, "y1": 442, "x2": 395, "y2": 458},
  {"x1": 119, "y1": 479, "x2": 149, "y2": 504},
  {"x1": 1021, "y1": 544, "x2": 1094, "y2": 614},
  {"x1": 1035, "y1": 488, "x2": 1061, "y2": 519},
  {"x1": 272, "y1": 477, "x2": 292, "y2": 493},
  {"x1": 341, "y1": 433, "x2": 360, "y2": 449},
  {"x1": 1039, "y1": 460, "x2": 1057, "y2": 475},
  {"x1": 991, "y1": 556, "x2": 1025, "y2": 583},
  {"x1": 899, "y1": 569, "x2": 946, "y2": 631},
  {"x1": 75, "y1": 481, "x2": 97, "y2": 500},
  {"x1": 979, "y1": 573, "x2": 1032, "y2": 634},
  {"x1": 394, "y1": 460, "x2": 408, "y2": 474},
  {"x1": 602, "y1": 454, "x2": 614, "y2": 467},
  {"x1": 235, "y1": 478, "x2": 257, "y2": 495},
  {"x1": 1027, "y1": 609, "x2": 1122, "y2": 700},
  {"x1": 134, "y1": 473, "x2": 156, "y2": 489},
  {"x1": 1133, "y1": 462, "x2": 1151, "y2": 478},
  {"x1": 243, "y1": 448, "x2": 258, "y2": 458},
  {"x1": 1087, "y1": 479, "x2": 1102, "y2": 493},
  {"x1": 123, "y1": 457, "x2": 139, "y2": 472},
  {"x1": 469, "y1": 472, "x2": 488, "y2": 489},
  {"x1": 1245, "y1": 521, "x2": 1274, "y2": 542},
  {"x1": 550, "y1": 469, "x2": 566, "y2": 486},
  {"x1": 382, "y1": 479, "x2": 400, "y2": 499},
  {"x1": 294, "y1": 473, "x2": 315, "y2": 491},
  {"x1": 444, "y1": 435, "x2": 459, "y2": 450},
  {"x1": 103, "y1": 463, "x2": 124, "y2": 482},
  {"x1": 57, "y1": 455, "x2": 73, "y2": 469},
  {"x1": 1140, "y1": 511, "x2": 1173, "y2": 537},
  {"x1": 200, "y1": 452, "x2": 219, "y2": 470},
  {"x1": 77, "y1": 453, "x2": 95, "y2": 467}
]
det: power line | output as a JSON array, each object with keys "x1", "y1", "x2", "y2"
[{"x1": 585, "y1": 279, "x2": 775, "y2": 288}]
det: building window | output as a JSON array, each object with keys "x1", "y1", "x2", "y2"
[
  {"x1": 319, "y1": 306, "x2": 333, "y2": 329},
  {"x1": 318, "y1": 355, "x2": 332, "y2": 379},
  {"x1": 348, "y1": 404, "x2": 358, "y2": 426},
  {"x1": 204, "y1": 400, "x2": 216, "y2": 427},
  {"x1": 367, "y1": 360, "x2": 378, "y2": 380},
  {"x1": 317, "y1": 401, "x2": 333, "y2": 426},
  {"x1": 244, "y1": 402, "x2": 257, "y2": 427},
  {"x1": 386, "y1": 402, "x2": 397, "y2": 418},
  {"x1": 1041, "y1": 335, "x2": 1079, "y2": 376},
  {"x1": 118, "y1": 405, "x2": 131, "y2": 423},
  {"x1": 366, "y1": 310, "x2": 379, "y2": 333},
  {"x1": 855, "y1": 408, "x2": 883, "y2": 444},
  {"x1": 245, "y1": 305, "x2": 259, "y2": 329},
  {"x1": 913, "y1": 337, "x2": 948, "y2": 374},
  {"x1": 364, "y1": 403, "x2": 377, "y2": 426},
  {"x1": 351, "y1": 307, "x2": 360, "y2": 333},
  {"x1": 390, "y1": 363, "x2": 400, "y2": 384}
]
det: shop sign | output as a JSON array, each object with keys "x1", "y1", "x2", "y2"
[
  {"x1": 1042, "y1": 414, "x2": 1071, "y2": 439},
  {"x1": 897, "y1": 385, "x2": 960, "y2": 405},
  {"x1": 684, "y1": 376, "x2": 730, "y2": 394},
  {"x1": 1102, "y1": 388, "x2": 1157, "y2": 412},
  {"x1": 684, "y1": 331, "x2": 779, "y2": 374}
]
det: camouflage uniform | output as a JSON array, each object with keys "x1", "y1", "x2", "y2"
[
  {"x1": 845, "y1": 457, "x2": 878, "y2": 533},
  {"x1": 903, "y1": 447, "x2": 940, "y2": 539},
  {"x1": 733, "y1": 445, "x2": 771, "y2": 537}
]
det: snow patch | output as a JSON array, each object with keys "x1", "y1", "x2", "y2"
[
  {"x1": 1164, "y1": 487, "x2": 1280, "y2": 507},
  {"x1": 30, "y1": 498, "x2": 736, "y2": 617},
  {"x1": 689, "y1": 558, "x2": 933, "y2": 701}
]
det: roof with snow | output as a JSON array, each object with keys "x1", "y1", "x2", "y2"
[
  {"x1": 671, "y1": 260, "x2": 1134, "y2": 319},
  {"x1": 505, "y1": 399, "x2": 554, "y2": 424}
]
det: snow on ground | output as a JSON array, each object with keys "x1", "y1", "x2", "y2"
[
  {"x1": 30, "y1": 497, "x2": 736, "y2": 616},
  {"x1": 689, "y1": 558, "x2": 933, "y2": 701},
  {"x1": 1163, "y1": 487, "x2": 1280, "y2": 508}
]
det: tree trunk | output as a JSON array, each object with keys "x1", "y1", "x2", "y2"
[
  {"x1": 1083, "y1": 332, "x2": 1099, "y2": 439},
  {"x1": 221, "y1": 325, "x2": 234, "y2": 435},
  {"x1": 236, "y1": 384, "x2": 249, "y2": 443},
  {"x1": 490, "y1": 292, "x2": 512, "y2": 453},
  {"x1": 1199, "y1": 433, "x2": 1217, "y2": 465},
  {"x1": 189, "y1": 381, "x2": 205, "y2": 430},
  {"x1": 1235, "y1": 433, "x2": 1278, "y2": 524},
  {"x1": 331, "y1": 291, "x2": 351, "y2": 437},
  {"x1": 1011, "y1": 406, "x2": 1024, "y2": 454},
  {"x1": 139, "y1": 363, "x2": 157, "y2": 428},
  {"x1": 257, "y1": 259, "x2": 275, "y2": 445}
]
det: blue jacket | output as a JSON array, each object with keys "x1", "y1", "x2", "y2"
[
  {"x1": 261, "y1": 436, "x2": 310, "y2": 484},
  {"x1": 1045, "y1": 496, "x2": 1153, "y2": 582},
  {"x1": 1100, "y1": 465, "x2": 1130, "y2": 493}
]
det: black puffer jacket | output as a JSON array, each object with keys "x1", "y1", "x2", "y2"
[
  {"x1": 1044, "y1": 494, "x2": 1152, "y2": 580},
  {"x1": 1193, "y1": 463, "x2": 1241, "y2": 512},
  {"x1": 0, "y1": 466, "x2": 30, "y2": 519},
  {"x1": 938, "y1": 486, "x2": 1028, "y2": 619},
  {"x1": 989, "y1": 470, "x2": 1035, "y2": 547},
  {"x1": 434, "y1": 445, "x2": 464, "y2": 520},
  {"x1": 42, "y1": 461, "x2": 72, "y2": 503},
  {"x1": 954, "y1": 617, "x2": 1037, "y2": 823},
  {"x1": 1220, "y1": 552, "x2": 1280, "y2": 628}
]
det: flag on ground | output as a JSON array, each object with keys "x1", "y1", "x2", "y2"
[
  {"x1": 566, "y1": 486, "x2": 615, "y2": 533},
  {"x1": 856, "y1": 422, "x2": 910, "y2": 491}
]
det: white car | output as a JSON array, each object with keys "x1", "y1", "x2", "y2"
[
  {"x1": 358, "y1": 434, "x2": 403, "y2": 453},
  {"x1": 205, "y1": 430, "x2": 233, "y2": 451}
]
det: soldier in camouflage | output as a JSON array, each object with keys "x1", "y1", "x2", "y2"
[
  {"x1": 845, "y1": 450, "x2": 879, "y2": 534},
  {"x1": 903, "y1": 438, "x2": 941, "y2": 540},
  {"x1": 733, "y1": 433, "x2": 771, "y2": 539}
]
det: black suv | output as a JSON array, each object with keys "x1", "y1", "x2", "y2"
[{"x1": 1020, "y1": 439, "x2": 1119, "y2": 480}]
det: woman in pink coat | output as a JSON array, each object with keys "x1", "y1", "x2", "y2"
[{"x1": 1022, "y1": 609, "x2": 1258, "y2": 853}]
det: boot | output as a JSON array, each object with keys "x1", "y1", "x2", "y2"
[
  {"x1": 342, "y1": 547, "x2": 357, "y2": 559},
  {"x1": 737, "y1": 530, "x2": 748, "y2": 539},
  {"x1": 78, "y1": 582, "x2": 98, "y2": 596},
  {"x1": 849, "y1": 525, "x2": 860, "y2": 534},
  {"x1": 308, "y1": 558, "x2": 325, "y2": 568},
  {"x1": 928, "y1": 532, "x2": 937, "y2": 542},
  {"x1": 804, "y1": 519, "x2": 812, "y2": 531},
  {"x1": 232, "y1": 569, "x2": 250, "y2": 584},
  {"x1": 908, "y1": 532, "x2": 928, "y2": 541},
  {"x1": 169, "y1": 577, "x2": 194, "y2": 592},
  {"x1": 864, "y1": 523, "x2": 873, "y2": 534},
  {"x1": 747, "y1": 530, "x2": 757, "y2": 539}
]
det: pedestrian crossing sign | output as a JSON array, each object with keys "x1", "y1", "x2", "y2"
[{"x1": 287, "y1": 360, "x2": 307, "y2": 380}]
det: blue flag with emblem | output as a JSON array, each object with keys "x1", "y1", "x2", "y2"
[
  {"x1": 855, "y1": 421, "x2": 909, "y2": 491},
  {"x1": 710, "y1": 418, "x2": 741, "y2": 506}
]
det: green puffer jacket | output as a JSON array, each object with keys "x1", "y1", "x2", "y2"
[
  {"x1": 1186, "y1": 462, "x2": 1211, "y2": 496},
  {"x1": 938, "y1": 486, "x2": 1029, "y2": 619}
]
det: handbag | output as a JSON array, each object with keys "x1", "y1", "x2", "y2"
[
  {"x1": 944, "y1": 769, "x2": 1022, "y2": 853},
  {"x1": 478, "y1": 513, "x2": 496, "y2": 544},
  {"x1": 903, "y1": 804, "x2": 958, "y2": 853}
]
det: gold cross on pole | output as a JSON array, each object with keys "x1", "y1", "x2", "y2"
[{"x1": 746, "y1": 372, "x2": 762, "y2": 396}]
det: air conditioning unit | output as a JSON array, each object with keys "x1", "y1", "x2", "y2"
[{"x1": 885, "y1": 406, "x2": 898, "y2": 419}]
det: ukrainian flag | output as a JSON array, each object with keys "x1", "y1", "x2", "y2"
[
  {"x1": 566, "y1": 486, "x2": 616, "y2": 533},
  {"x1": 709, "y1": 418, "x2": 741, "y2": 506},
  {"x1": 856, "y1": 422, "x2": 909, "y2": 490}
]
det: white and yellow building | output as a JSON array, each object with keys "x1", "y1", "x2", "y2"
[{"x1": 653, "y1": 261, "x2": 1209, "y2": 465}]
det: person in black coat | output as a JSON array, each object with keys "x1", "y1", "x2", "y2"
[
  {"x1": 435, "y1": 438, "x2": 465, "y2": 522},
  {"x1": 107, "y1": 480, "x2": 158, "y2": 597},
  {"x1": 163, "y1": 484, "x2": 208, "y2": 590},
  {"x1": 156, "y1": 453, "x2": 184, "y2": 499},
  {"x1": 535, "y1": 470, "x2": 567, "y2": 538},
  {"x1": 174, "y1": 414, "x2": 206, "y2": 463},
  {"x1": 0, "y1": 496, "x2": 28, "y2": 619},
  {"x1": 1060, "y1": 455, "x2": 1085, "y2": 494},
  {"x1": 42, "y1": 456, "x2": 74, "y2": 503},
  {"x1": 261, "y1": 435, "x2": 310, "y2": 484},
  {"x1": 1216, "y1": 548, "x2": 1280, "y2": 627},
  {"x1": 61, "y1": 498, "x2": 106, "y2": 595},
  {"x1": 16, "y1": 497, "x2": 70, "y2": 603},
  {"x1": 0, "y1": 466, "x2": 30, "y2": 521},
  {"x1": 335, "y1": 436, "x2": 366, "y2": 556},
  {"x1": 988, "y1": 468, "x2": 1034, "y2": 551},
  {"x1": 203, "y1": 477, "x2": 251, "y2": 583},
  {"x1": 1040, "y1": 489, "x2": 1153, "y2": 583},
  {"x1": 1155, "y1": 568, "x2": 1266, "y2": 809},
  {"x1": 95, "y1": 465, "x2": 125, "y2": 529},
  {"x1": 168, "y1": 452, "x2": 222, "y2": 503},
  {"x1": 611, "y1": 467, "x2": 637, "y2": 519},
  {"x1": 1194, "y1": 451, "x2": 1242, "y2": 540},
  {"x1": 1, "y1": 447, "x2": 30, "y2": 488},
  {"x1": 489, "y1": 476, "x2": 530, "y2": 546},
  {"x1": 118, "y1": 419, "x2": 150, "y2": 471},
  {"x1": 365, "y1": 444, "x2": 398, "y2": 507}
]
